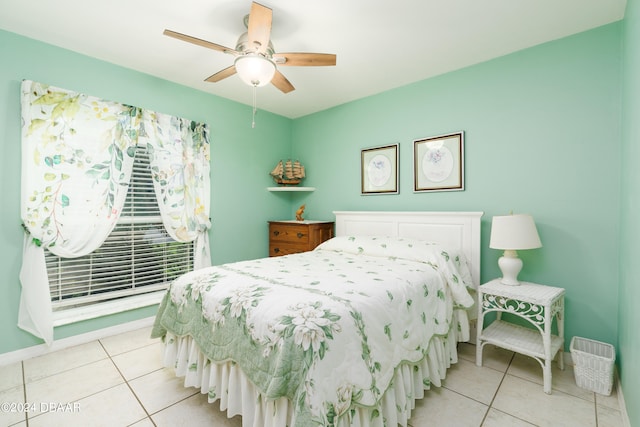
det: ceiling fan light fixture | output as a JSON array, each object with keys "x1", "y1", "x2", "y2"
[{"x1": 235, "y1": 54, "x2": 276, "y2": 87}]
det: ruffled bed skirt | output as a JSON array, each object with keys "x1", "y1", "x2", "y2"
[{"x1": 159, "y1": 309, "x2": 471, "y2": 427}]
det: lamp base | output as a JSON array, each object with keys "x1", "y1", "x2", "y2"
[{"x1": 498, "y1": 250, "x2": 523, "y2": 285}]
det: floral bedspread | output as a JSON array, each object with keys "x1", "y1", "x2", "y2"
[{"x1": 152, "y1": 236, "x2": 474, "y2": 426}]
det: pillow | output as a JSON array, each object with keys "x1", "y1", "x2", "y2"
[
  {"x1": 315, "y1": 235, "x2": 436, "y2": 261},
  {"x1": 316, "y1": 235, "x2": 475, "y2": 307}
]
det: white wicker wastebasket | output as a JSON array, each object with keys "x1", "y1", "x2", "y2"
[{"x1": 570, "y1": 336, "x2": 615, "y2": 395}]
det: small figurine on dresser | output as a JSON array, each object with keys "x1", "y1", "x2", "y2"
[{"x1": 295, "y1": 204, "x2": 306, "y2": 221}]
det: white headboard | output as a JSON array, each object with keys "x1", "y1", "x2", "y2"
[{"x1": 334, "y1": 211, "x2": 483, "y2": 288}]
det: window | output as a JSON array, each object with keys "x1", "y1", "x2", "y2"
[
  {"x1": 20, "y1": 80, "x2": 210, "y2": 343},
  {"x1": 45, "y1": 145, "x2": 193, "y2": 317}
]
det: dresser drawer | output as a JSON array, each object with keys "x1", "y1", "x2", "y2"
[
  {"x1": 268, "y1": 221, "x2": 334, "y2": 257},
  {"x1": 269, "y1": 242, "x2": 308, "y2": 257},
  {"x1": 269, "y1": 223, "x2": 310, "y2": 243}
]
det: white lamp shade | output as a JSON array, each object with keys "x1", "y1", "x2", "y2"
[
  {"x1": 235, "y1": 55, "x2": 276, "y2": 87},
  {"x1": 489, "y1": 214, "x2": 542, "y2": 250}
]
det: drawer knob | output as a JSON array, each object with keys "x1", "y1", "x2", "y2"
[
  {"x1": 273, "y1": 231, "x2": 280, "y2": 236},
  {"x1": 274, "y1": 248, "x2": 280, "y2": 253},
  {"x1": 297, "y1": 232, "x2": 304, "y2": 239}
]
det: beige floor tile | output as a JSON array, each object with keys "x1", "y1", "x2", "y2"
[
  {"x1": 129, "y1": 418, "x2": 156, "y2": 427},
  {"x1": 408, "y1": 386, "x2": 487, "y2": 427},
  {"x1": 595, "y1": 380, "x2": 620, "y2": 410},
  {"x1": 23, "y1": 341, "x2": 108, "y2": 383},
  {"x1": 128, "y1": 368, "x2": 198, "y2": 414},
  {"x1": 5, "y1": 331, "x2": 620, "y2": 427},
  {"x1": 100, "y1": 326, "x2": 159, "y2": 357},
  {"x1": 596, "y1": 403, "x2": 626, "y2": 427},
  {"x1": 112, "y1": 341, "x2": 164, "y2": 380},
  {"x1": 443, "y1": 358, "x2": 504, "y2": 405},
  {"x1": 0, "y1": 385, "x2": 27, "y2": 426},
  {"x1": 507, "y1": 353, "x2": 594, "y2": 401},
  {"x1": 457, "y1": 342, "x2": 477, "y2": 363},
  {"x1": 28, "y1": 383, "x2": 147, "y2": 427},
  {"x1": 463, "y1": 343, "x2": 514, "y2": 373},
  {"x1": 152, "y1": 393, "x2": 242, "y2": 427},
  {"x1": 482, "y1": 408, "x2": 536, "y2": 426},
  {"x1": 25, "y1": 359, "x2": 123, "y2": 410},
  {"x1": 492, "y1": 374, "x2": 596, "y2": 427},
  {"x1": 0, "y1": 362, "x2": 23, "y2": 393}
]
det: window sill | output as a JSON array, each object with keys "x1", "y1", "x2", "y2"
[{"x1": 52, "y1": 291, "x2": 165, "y2": 327}]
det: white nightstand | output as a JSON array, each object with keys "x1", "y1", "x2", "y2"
[{"x1": 476, "y1": 279, "x2": 565, "y2": 394}]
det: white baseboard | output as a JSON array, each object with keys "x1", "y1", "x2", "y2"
[
  {"x1": 615, "y1": 368, "x2": 631, "y2": 427},
  {"x1": 0, "y1": 316, "x2": 156, "y2": 367},
  {"x1": 468, "y1": 318, "x2": 477, "y2": 345}
]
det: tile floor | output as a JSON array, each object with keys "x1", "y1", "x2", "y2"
[{"x1": 0, "y1": 326, "x2": 626, "y2": 427}]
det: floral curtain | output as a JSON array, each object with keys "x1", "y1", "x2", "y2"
[
  {"x1": 139, "y1": 110, "x2": 211, "y2": 267},
  {"x1": 19, "y1": 80, "x2": 211, "y2": 345}
]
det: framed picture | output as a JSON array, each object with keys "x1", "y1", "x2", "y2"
[
  {"x1": 413, "y1": 132, "x2": 464, "y2": 192},
  {"x1": 361, "y1": 143, "x2": 399, "y2": 195}
]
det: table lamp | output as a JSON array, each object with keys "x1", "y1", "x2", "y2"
[{"x1": 489, "y1": 214, "x2": 542, "y2": 285}]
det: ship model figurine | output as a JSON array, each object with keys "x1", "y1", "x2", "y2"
[{"x1": 270, "y1": 159, "x2": 305, "y2": 185}]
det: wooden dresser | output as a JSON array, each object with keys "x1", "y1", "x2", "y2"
[{"x1": 268, "y1": 220, "x2": 334, "y2": 256}]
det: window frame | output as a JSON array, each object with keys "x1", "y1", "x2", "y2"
[{"x1": 46, "y1": 144, "x2": 194, "y2": 326}]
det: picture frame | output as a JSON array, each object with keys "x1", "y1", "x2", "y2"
[
  {"x1": 413, "y1": 131, "x2": 464, "y2": 192},
  {"x1": 361, "y1": 143, "x2": 399, "y2": 195}
]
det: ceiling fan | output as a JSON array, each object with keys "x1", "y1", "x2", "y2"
[{"x1": 163, "y1": 1, "x2": 337, "y2": 94}]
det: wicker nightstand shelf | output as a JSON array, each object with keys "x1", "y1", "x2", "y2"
[{"x1": 476, "y1": 279, "x2": 565, "y2": 394}]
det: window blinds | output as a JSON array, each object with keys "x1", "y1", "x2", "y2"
[{"x1": 45, "y1": 145, "x2": 193, "y2": 311}]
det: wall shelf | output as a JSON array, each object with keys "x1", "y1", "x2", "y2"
[{"x1": 267, "y1": 187, "x2": 316, "y2": 192}]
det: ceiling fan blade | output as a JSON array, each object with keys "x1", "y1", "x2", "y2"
[
  {"x1": 272, "y1": 53, "x2": 337, "y2": 67},
  {"x1": 205, "y1": 65, "x2": 237, "y2": 83},
  {"x1": 247, "y1": 2, "x2": 272, "y2": 54},
  {"x1": 164, "y1": 29, "x2": 236, "y2": 54},
  {"x1": 271, "y1": 70, "x2": 295, "y2": 94}
]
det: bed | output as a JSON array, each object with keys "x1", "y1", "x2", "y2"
[{"x1": 151, "y1": 211, "x2": 483, "y2": 426}]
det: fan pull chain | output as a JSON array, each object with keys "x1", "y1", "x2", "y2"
[{"x1": 251, "y1": 84, "x2": 257, "y2": 128}]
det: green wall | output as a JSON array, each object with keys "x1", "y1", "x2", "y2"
[
  {"x1": 620, "y1": 0, "x2": 640, "y2": 424},
  {"x1": 0, "y1": 29, "x2": 292, "y2": 354},
  {"x1": 292, "y1": 23, "x2": 622, "y2": 352}
]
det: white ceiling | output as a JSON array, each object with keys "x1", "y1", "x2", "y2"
[{"x1": 0, "y1": 0, "x2": 626, "y2": 119}]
